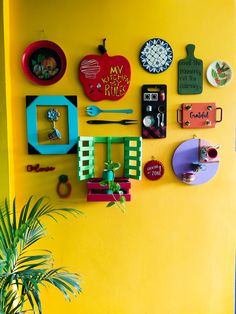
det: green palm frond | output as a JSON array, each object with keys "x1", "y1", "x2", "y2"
[{"x1": 0, "y1": 196, "x2": 82, "y2": 314}]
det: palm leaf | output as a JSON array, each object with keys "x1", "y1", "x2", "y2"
[
  {"x1": 21, "y1": 277, "x2": 41, "y2": 314},
  {"x1": 1, "y1": 290, "x2": 22, "y2": 314},
  {"x1": 0, "y1": 196, "x2": 82, "y2": 313},
  {"x1": 18, "y1": 196, "x2": 34, "y2": 229}
]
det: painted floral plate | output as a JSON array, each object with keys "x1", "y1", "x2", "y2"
[
  {"x1": 206, "y1": 60, "x2": 232, "y2": 87},
  {"x1": 139, "y1": 38, "x2": 173, "y2": 74},
  {"x1": 22, "y1": 40, "x2": 67, "y2": 85}
]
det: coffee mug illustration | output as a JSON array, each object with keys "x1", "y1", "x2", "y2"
[
  {"x1": 182, "y1": 172, "x2": 196, "y2": 183},
  {"x1": 191, "y1": 162, "x2": 207, "y2": 172},
  {"x1": 200, "y1": 145, "x2": 219, "y2": 162}
]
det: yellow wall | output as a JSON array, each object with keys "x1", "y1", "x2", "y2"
[
  {"x1": 3, "y1": 0, "x2": 236, "y2": 313},
  {"x1": 0, "y1": 0, "x2": 12, "y2": 200}
]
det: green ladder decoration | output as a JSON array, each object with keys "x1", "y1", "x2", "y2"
[
  {"x1": 78, "y1": 136, "x2": 142, "y2": 180},
  {"x1": 78, "y1": 136, "x2": 95, "y2": 180}
]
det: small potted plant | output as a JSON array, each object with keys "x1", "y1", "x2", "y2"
[
  {"x1": 100, "y1": 160, "x2": 126, "y2": 211},
  {"x1": 101, "y1": 160, "x2": 120, "y2": 193}
]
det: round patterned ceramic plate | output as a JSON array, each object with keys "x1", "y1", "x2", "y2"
[
  {"x1": 139, "y1": 38, "x2": 173, "y2": 74},
  {"x1": 206, "y1": 60, "x2": 232, "y2": 87}
]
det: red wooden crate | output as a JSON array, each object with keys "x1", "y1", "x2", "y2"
[{"x1": 87, "y1": 178, "x2": 131, "y2": 202}]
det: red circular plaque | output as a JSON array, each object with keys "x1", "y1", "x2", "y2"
[{"x1": 144, "y1": 160, "x2": 164, "y2": 180}]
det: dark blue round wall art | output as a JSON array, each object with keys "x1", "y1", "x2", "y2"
[{"x1": 139, "y1": 38, "x2": 173, "y2": 74}]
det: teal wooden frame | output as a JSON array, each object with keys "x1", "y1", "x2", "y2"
[{"x1": 26, "y1": 95, "x2": 78, "y2": 154}]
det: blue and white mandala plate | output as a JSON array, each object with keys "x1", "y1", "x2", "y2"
[{"x1": 140, "y1": 38, "x2": 173, "y2": 74}]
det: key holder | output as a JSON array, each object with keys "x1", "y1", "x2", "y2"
[{"x1": 47, "y1": 108, "x2": 62, "y2": 140}]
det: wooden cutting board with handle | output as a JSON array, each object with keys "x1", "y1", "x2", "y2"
[{"x1": 178, "y1": 44, "x2": 203, "y2": 94}]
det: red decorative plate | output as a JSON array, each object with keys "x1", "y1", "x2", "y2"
[{"x1": 22, "y1": 40, "x2": 66, "y2": 85}]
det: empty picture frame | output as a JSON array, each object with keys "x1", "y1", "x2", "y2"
[{"x1": 26, "y1": 95, "x2": 78, "y2": 154}]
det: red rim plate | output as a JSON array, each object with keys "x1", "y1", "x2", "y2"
[{"x1": 22, "y1": 40, "x2": 66, "y2": 85}]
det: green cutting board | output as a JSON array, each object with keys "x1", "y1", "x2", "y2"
[{"x1": 178, "y1": 44, "x2": 203, "y2": 94}]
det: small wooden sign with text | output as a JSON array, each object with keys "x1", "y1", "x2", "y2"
[
  {"x1": 177, "y1": 103, "x2": 223, "y2": 128},
  {"x1": 178, "y1": 44, "x2": 203, "y2": 94},
  {"x1": 26, "y1": 164, "x2": 55, "y2": 172}
]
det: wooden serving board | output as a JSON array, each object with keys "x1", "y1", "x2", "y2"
[{"x1": 178, "y1": 44, "x2": 203, "y2": 94}]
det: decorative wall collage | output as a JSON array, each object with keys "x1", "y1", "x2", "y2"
[{"x1": 22, "y1": 37, "x2": 232, "y2": 201}]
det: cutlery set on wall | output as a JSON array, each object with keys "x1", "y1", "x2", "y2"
[{"x1": 85, "y1": 105, "x2": 137, "y2": 125}]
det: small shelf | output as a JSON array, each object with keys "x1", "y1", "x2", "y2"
[{"x1": 172, "y1": 138, "x2": 220, "y2": 185}]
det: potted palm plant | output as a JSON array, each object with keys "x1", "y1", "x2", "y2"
[{"x1": 0, "y1": 196, "x2": 82, "y2": 314}]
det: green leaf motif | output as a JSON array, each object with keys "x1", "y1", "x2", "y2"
[
  {"x1": 37, "y1": 54, "x2": 45, "y2": 63},
  {"x1": 219, "y1": 73, "x2": 226, "y2": 78},
  {"x1": 216, "y1": 62, "x2": 220, "y2": 70},
  {"x1": 113, "y1": 183, "x2": 121, "y2": 192},
  {"x1": 222, "y1": 67, "x2": 230, "y2": 72},
  {"x1": 219, "y1": 79, "x2": 227, "y2": 86},
  {"x1": 120, "y1": 196, "x2": 126, "y2": 204},
  {"x1": 107, "y1": 201, "x2": 115, "y2": 208},
  {"x1": 99, "y1": 180, "x2": 108, "y2": 186},
  {"x1": 211, "y1": 69, "x2": 217, "y2": 78}
]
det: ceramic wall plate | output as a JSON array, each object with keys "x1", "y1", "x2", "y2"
[
  {"x1": 143, "y1": 115, "x2": 155, "y2": 127},
  {"x1": 22, "y1": 40, "x2": 67, "y2": 85},
  {"x1": 206, "y1": 61, "x2": 232, "y2": 87},
  {"x1": 139, "y1": 38, "x2": 173, "y2": 74}
]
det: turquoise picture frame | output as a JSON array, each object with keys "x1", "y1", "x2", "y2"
[{"x1": 26, "y1": 95, "x2": 78, "y2": 154}]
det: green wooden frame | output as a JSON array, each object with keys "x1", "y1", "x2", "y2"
[{"x1": 78, "y1": 136, "x2": 142, "y2": 181}]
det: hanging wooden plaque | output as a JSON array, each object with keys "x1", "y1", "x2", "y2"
[
  {"x1": 144, "y1": 160, "x2": 164, "y2": 180},
  {"x1": 79, "y1": 40, "x2": 131, "y2": 101},
  {"x1": 177, "y1": 102, "x2": 223, "y2": 128},
  {"x1": 178, "y1": 44, "x2": 203, "y2": 94}
]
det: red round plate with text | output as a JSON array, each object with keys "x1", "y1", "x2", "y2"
[
  {"x1": 22, "y1": 40, "x2": 67, "y2": 85},
  {"x1": 144, "y1": 160, "x2": 164, "y2": 180}
]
